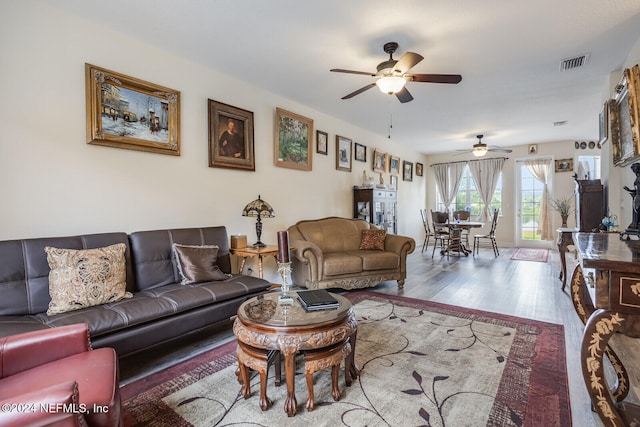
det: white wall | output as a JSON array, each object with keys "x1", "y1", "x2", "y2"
[{"x1": 0, "y1": 2, "x2": 426, "y2": 281}]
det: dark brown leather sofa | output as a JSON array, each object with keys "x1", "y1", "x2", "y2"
[{"x1": 0, "y1": 226, "x2": 271, "y2": 359}]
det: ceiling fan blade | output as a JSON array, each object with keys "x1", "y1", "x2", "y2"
[
  {"x1": 395, "y1": 87, "x2": 413, "y2": 103},
  {"x1": 330, "y1": 68, "x2": 376, "y2": 76},
  {"x1": 406, "y1": 73, "x2": 462, "y2": 84},
  {"x1": 488, "y1": 148, "x2": 513, "y2": 153},
  {"x1": 393, "y1": 52, "x2": 424, "y2": 74},
  {"x1": 341, "y1": 83, "x2": 376, "y2": 99}
]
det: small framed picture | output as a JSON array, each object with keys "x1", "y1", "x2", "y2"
[
  {"x1": 555, "y1": 158, "x2": 574, "y2": 172},
  {"x1": 208, "y1": 99, "x2": 255, "y2": 171},
  {"x1": 403, "y1": 160, "x2": 413, "y2": 182},
  {"x1": 389, "y1": 155, "x2": 400, "y2": 175},
  {"x1": 528, "y1": 144, "x2": 538, "y2": 155},
  {"x1": 336, "y1": 135, "x2": 352, "y2": 172},
  {"x1": 373, "y1": 149, "x2": 387, "y2": 173},
  {"x1": 599, "y1": 101, "x2": 609, "y2": 145},
  {"x1": 316, "y1": 130, "x2": 328, "y2": 155},
  {"x1": 389, "y1": 175, "x2": 397, "y2": 190},
  {"x1": 416, "y1": 162, "x2": 423, "y2": 177},
  {"x1": 274, "y1": 107, "x2": 313, "y2": 171},
  {"x1": 354, "y1": 143, "x2": 366, "y2": 162}
]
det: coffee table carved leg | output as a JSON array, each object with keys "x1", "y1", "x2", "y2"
[
  {"x1": 283, "y1": 352, "x2": 298, "y2": 417},
  {"x1": 558, "y1": 240, "x2": 567, "y2": 290},
  {"x1": 237, "y1": 362, "x2": 251, "y2": 399},
  {"x1": 345, "y1": 330, "x2": 360, "y2": 386}
]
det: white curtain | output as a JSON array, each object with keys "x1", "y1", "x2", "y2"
[
  {"x1": 433, "y1": 162, "x2": 466, "y2": 211},
  {"x1": 525, "y1": 159, "x2": 553, "y2": 240},
  {"x1": 468, "y1": 158, "x2": 505, "y2": 221}
]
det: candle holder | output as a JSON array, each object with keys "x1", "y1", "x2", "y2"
[{"x1": 277, "y1": 262, "x2": 294, "y2": 305}]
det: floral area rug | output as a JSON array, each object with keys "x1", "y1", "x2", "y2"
[
  {"x1": 510, "y1": 248, "x2": 550, "y2": 263},
  {"x1": 121, "y1": 291, "x2": 570, "y2": 427}
]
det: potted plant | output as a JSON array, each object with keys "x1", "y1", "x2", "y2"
[{"x1": 551, "y1": 196, "x2": 574, "y2": 227}]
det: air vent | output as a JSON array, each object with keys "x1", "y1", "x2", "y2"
[
  {"x1": 560, "y1": 54, "x2": 590, "y2": 71},
  {"x1": 554, "y1": 120, "x2": 568, "y2": 127}
]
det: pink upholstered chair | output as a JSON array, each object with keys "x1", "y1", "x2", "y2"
[{"x1": 0, "y1": 324, "x2": 122, "y2": 427}]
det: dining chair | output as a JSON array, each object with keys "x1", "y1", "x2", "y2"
[
  {"x1": 420, "y1": 209, "x2": 437, "y2": 253},
  {"x1": 473, "y1": 208, "x2": 500, "y2": 257},
  {"x1": 430, "y1": 210, "x2": 451, "y2": 258},
  {"x1": 452, "y1": 210, "x2": 471, "y2": 246}
]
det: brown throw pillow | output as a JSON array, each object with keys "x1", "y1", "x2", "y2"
[
  {"x1": 45, "y1": 243, "x2": 131, "y2": 315},
  {"x1": 173, "y1": 244, "x2": 230, "y2": 284},
  {"x1": 360, "y1": 229, "x2": 386, "y2": 251}
]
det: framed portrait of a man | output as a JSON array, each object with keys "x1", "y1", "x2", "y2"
[{"x1": 208, "y1": 99, "x2": 255, "y2": 171}]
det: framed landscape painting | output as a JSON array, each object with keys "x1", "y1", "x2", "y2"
[
  {"x1": 208, "y1": 99, "x2": 255, "y2": 171},
  {"x1": 85, "y1": 63, "x2": 180, "y2": 155},
  {"x1": 275, "y1": 107, "x2": 313, "y2": 171}
]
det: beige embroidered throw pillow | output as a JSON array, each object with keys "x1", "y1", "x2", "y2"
[{"x1": 45, "y1": 243, "x2": 131, "y2": 315}]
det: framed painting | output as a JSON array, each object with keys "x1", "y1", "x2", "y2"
[
  {"x1": 355, "y1": 143, "x2": 366, "y2": 162},
  {"x1": 611, "y1": 66, "x2": 640, "y2": 167},
  {"x1": 528, "y1": 144, "x2": 538, "y2": 155},
  {"x1": 403, "y1": 160, "x2": 413, "y2": 182},
  {"x1": 389, "y1": 155, "x2": 400, "y2": 175},
  {"x1": 599, "y1": 101, "x2": 609, "y2": 145},
  {"x1": 316, "y1": 130, "x2": 328, "y2": 155},
  {"x1": 336, "y1": 135, "x2": 352, "y2": 172},
  {"x1": 85, "y1": 63, "x2": 180, "y2": 155},
  {"x1": 389, "y1": 175, "x2": 397, "y2": 190},
  {"x1": 555, "y1": 158, "x2": 573, "y2": 172},
  {"x1": 275, "y1": 107, "x2": 313, "y2": 171},
  {"x1": 208, "y1": 100, "x2": 255, "y2": 171},
  {"x1": 373, "y1": 149, "x2": 387, "y2": 173},
  {"x1": 416, "y1": 162, "x2": 424, "y2": 177}
]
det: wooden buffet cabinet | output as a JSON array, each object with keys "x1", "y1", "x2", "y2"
[
  {"x1": 575, "y1": 179, "x2": 604, "y2": 232},
  {"x1": 571, "y1": 232, "x2": 640, "y2": 426}
]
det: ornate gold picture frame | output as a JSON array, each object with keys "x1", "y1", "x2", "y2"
[
  {"x1": 611, "y1": 65, "x2": 640, "y2": 167},
  {"x1": 274, "y1": 107, "x2": 313, "y2": 171},
  {"x1": 208, "y1": 99, "x2": 255, "y2": 171},
  {"x1": 85, "y1": 64, "x2": 180, "y2": 156}
]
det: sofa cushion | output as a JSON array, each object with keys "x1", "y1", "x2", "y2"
[
  {"x1": 172, "y1": 244, "x2": 230, "y2": 284},
  {"x1": 348, "y1": 250, "x2": 400, "y2": 271},
  {"x1": 359, "y1": 229, "x2": 386, "y2": 250},
  {"x1": 295, "y1": 218, "x2": 368, "y2": 253},
  {"x1": 45, "y1": 244, "x2": 131, "y2": 315},
  {"x1": 323, "y1": 252, "x2": 363, "y2": 276}
]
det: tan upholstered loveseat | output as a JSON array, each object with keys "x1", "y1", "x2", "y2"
[{"x1": 287, "y1": 217, "x2": 415, "y2": 290}]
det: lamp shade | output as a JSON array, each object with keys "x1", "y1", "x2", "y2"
[
  {"x1": 242, "y1": 195, "x2": 275, "y2": 248},
  {"x1": 376, "y1": 76, "x2": 406, "y2": 94},
  {"x1": 242, "y1": 195, "x2": 275, "y2": 218}
]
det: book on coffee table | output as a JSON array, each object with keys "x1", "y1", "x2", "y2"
[{"x1": 297, "y1": 289, "x2": 339, "y2": 311}]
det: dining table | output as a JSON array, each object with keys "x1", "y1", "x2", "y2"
[{"x1": 439, "y1": 220, "x2": 484, "y2": 256}]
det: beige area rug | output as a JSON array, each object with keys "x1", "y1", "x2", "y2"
[{"x1": 121, "y1": 291, "x2": 570, "y2": 427}]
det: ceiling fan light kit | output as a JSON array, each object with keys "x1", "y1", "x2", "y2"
[
  {"x1": 472, "y1": 145, "x2": 489, "y2": 157},
  {"x1": 376, "y1": 76, "x2": 406, "y2": 94},
  {"x1": 456, "y1": 134, "x2": 513, "y2": 157}
]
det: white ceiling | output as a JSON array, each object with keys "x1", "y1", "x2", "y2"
[{"x1": 48, "y1": 0, "x2": 640, "y2": 154}]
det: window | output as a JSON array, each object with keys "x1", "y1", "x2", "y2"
[{"x1": 436, "y1": 165, "x2": 502, "y2": 216}]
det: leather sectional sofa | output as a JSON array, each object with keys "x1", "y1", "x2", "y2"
[
  {"x1": 0, "y1": 226, "x2": 271, "y2": 359},
  {"x1": 288, "y1": 217, "x2": 415, "y2": 290}
]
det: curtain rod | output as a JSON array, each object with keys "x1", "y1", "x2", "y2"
[{"x1": 430, "y1": 157, "x2": 509, "y2": 167}]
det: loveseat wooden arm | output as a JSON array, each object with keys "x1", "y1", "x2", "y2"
[
  {"x1": 0, "y1": 324, "x2": 91, "y2": 378},
  {"x1": 0, "y1": 381, "x2": 85, "y2": 427}
]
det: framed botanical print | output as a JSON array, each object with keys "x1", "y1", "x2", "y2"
[
  {"x1": 354, "y1": 143, "x2": 366, "y2": 162},
  {"x1": 373, "y1": 149, "x2": 387, "y2": 173},
  {"x1": 275, "y1": 107, "x2": 313, "y2": 171},
  {"x1": 85, "y1": 63, "x2": 180, "y2": 156},
  {"x1": 208, "y1": 99, "x2": 255, "y2": 171},
  {"x1": 336, "y1": 135, "x2": 352, "y2": 172},
  {"x1": 316, "y1": 130, "x2": 328, "y2": 155},
  {"x1": 403, "y1": 160, "x2": 413, "y2": 182}
]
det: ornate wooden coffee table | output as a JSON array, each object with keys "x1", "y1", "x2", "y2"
[{"x1": 233, "y1": 291, "x2": 359, "y2": 417}]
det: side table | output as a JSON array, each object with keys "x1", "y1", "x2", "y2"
[
  {"x1": 556, "y1": 227, "x2": 578, "y2": 290},
  {"x1": 230, "y1": 245, "x2": 279, "y2": 279}
]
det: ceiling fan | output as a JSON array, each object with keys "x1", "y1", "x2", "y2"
[
  {"x1": 456, "y1": 135, "x2": 513, "y2": 157},
  {"x1": 330, "y1": 42, "x2": 462, "y2": 103}
]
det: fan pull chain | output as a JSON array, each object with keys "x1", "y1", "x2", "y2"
[{"x1": 388, "y1": 97, "x2": 393, "y2": 139}]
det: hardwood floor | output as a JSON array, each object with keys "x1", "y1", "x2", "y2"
[{"x1": 120, "y1": 245, "x2": 640, "y2": 427}]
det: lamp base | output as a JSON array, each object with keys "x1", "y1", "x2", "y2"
[{"x1": 251, "y1": 241, "x2": 267, "y2": 248}]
